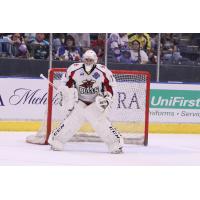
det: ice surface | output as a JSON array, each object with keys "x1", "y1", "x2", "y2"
[{"x1": 0, "y1": 132, "x2": 200, "y2": 165}]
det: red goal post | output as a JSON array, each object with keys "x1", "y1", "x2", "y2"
[{"x1": 45, "y1": 68, "x2": 151, "y2": 146}]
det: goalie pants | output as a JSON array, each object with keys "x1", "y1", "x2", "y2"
[{"x1": 49, "y1": 100, "x2": 123, "y2": 149}]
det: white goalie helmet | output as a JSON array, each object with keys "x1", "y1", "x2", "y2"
[{"x1": 82, "y1": 50, "x2": 98, "y2": 72}]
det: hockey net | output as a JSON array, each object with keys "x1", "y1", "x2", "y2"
[{"x1": 42, "y1": 68, "x2": 150, "y2": 145}]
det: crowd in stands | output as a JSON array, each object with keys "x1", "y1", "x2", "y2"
[
  {"x1": 0, "y1": 33, "x2": 49, "y2": 59},
  {"x1": 1, "y1": 33, "x2": 200, "y2": 65},
  {"x1": 108, "y1": 33, "x2": 200, "y2": 65},
  {"x1": 0, "y1": 33, "x2": 105, "y2": 62},
  {"x1": 108, "y1": 33, "x2": 156, "y2": 64}
]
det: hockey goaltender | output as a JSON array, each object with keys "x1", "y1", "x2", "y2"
[{"x1": 26, "y1": 50, "x2": 123, "y2": 154}]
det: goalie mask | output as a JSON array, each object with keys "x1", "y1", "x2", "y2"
[{"x1": 83, "y1": 50, "x2": 98, "y2": 73}]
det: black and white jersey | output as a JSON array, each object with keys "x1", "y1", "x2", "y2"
[{"x1": 62, "y1": 63, "x2": 116, "y2": 104}]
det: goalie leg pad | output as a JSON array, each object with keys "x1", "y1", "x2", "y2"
[
  {"x1": 26, "y1": 124, "x2": 46, "y2": 144},
  {"x1": 26, "y1": 133, "x2": 46, "y2": 144},
  {"x1": 84, "y1": 102, "x2": 124, "y2": 153},
  {"x1": 26, "y1": 109, "x2": 48, "y2": 144},
  {"x1": 48, "y1": 101, "x2": 86, "y2": 150},
  {"x1": 107, "y1": 126, "x2": 124, "y2": 154},
  {"x1": 58, "y1": 87, "x2": 78, "y2": 111}
]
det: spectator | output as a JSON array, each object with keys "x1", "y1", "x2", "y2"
[
  {"x1": 129, "y1": 40, "x2": 148, "y2": 64},
  {"x1": 151, "y1": 33, "x2": 158, "y2": 50},
  {"x1": 52, "y1": 33, "x2": 65, "y2": 57},
  {"x1": 55, "y1": 34, "x2": 81, "y2": 61},
  {"x1": 10, "y1": 33, "x2": 29, "y2": 58},
  {"x1": 109, "y1": 33, "x2": 128, "y2": 50},
  {"x1": 148, "y1": 49, "x2": 157, "y2": 64},
  {"x1": 28, "y1": 33, "x2": 49, "y2": 59},
  {"x1": 69, "y1": 33, "x2": 90, "y2": 53},
  {"x1": 24, "y1": 33, "x2": 36, "y2": 44},
  {"x1": 108, "y1": 33, "x2": 128, "y2": 62},
  {"x1": 91, "y1": 33, "x2": 105, "y2": 63},
  {"x1": 128, "y1": 33, "x2": 151, "y2": 52},
  {"x1": 119, "y1": 49, "x2": 133, "y2": 64},
  {"x1": 112, "y1": 46, "x2": 121, "y2": 62},
  {"x1": 161, "y1": 33, "x2": 182, "y2": 63},
  {"x1": 0, "y1": 34, "x2": 12, "y2": 57},
  {"x1": 148, "y1": 33, "x2": 158, "y2": 64}
]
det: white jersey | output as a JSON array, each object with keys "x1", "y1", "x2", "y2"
[{"x1": 62, "y1": 63, "x2": 116, "y2": 104}]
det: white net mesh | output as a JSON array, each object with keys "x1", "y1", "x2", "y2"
[{"x1": 45, "y1": 69, "x2": 150, "y2": 145}]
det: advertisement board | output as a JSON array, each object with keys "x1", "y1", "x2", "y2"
[
  {"x1": 0, "y1": 78, "x2": 47, "y2": 120},
  {"x1": 150, "y1": 83, "x2": 200, "y2": 123},
  {"x1": 1, "y1": 78, "x2": 200, "y2": 123}
]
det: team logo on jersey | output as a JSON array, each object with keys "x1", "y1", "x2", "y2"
[
  {"x1": 80, "y1": 80, "x2": 95, "y2": 88},
  {"x1": 92, "y1": 72, "x2": 100, "y2": 79},
  {"x1": 79, "y1": 80, "x2": 99, "y2": 94}
]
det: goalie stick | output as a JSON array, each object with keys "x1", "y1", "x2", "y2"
[
  {"x1": 40, "y1": 73, "x2": 69, "y2": 109},
  {"x1": 40, "y1": 73, "x2": 58, "y2": 90}
]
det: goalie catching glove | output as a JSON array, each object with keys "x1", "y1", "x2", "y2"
[
  {"x1": 57, "y1": 85, "x2": 78, "y2": 111},
  {"x1": 95, "y1": 92, "x2": 113, "y2": 112}
]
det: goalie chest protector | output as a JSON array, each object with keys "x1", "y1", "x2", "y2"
[{"x1": 65, "y1": 63, "x2": 115, "y2": 104}]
